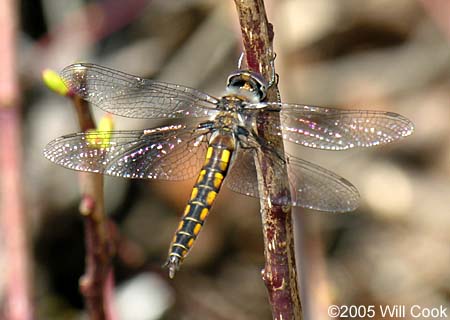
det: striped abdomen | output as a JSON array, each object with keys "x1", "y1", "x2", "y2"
[{"x1": 165, "y1": 130, "x2": 235, "y2": 278}]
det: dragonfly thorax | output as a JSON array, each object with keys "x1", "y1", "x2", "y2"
[{"x1": 225, "y1": 70, "x2": 268, "y2": 103}]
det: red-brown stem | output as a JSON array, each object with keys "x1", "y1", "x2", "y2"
[
  {"x1": 0, "y1": 113, "x2": 34, "y2": 320},
  {"x1": 72, "y1": 95, "x2": 97, "y2": 131},
  {"x1": 233, "y1": 1, "x2": 302, "y2": 319},
  {"x1": 0, "y1": 0, "x2": 34, "y2": 319},
  {"x1": 71, "y1": 95, "x2": 115, "y2": 320}
]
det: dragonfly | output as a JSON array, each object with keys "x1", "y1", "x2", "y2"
[{"x1": 44, "y1": 63, "x2": 414, "y2": 278}]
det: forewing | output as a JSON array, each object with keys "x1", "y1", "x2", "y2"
[
  {"x1": 251, "y1": 103, "x2": 414, "y2": 150},
  {"x1": 43, "y1": 125, "x2": 209, "y2": 180},
  {"x1": 60, "y1": 63, "x2": 220, "y2": 119},
  {"x1": 225, "y1": 149, "x2": 359, "y2": 212}
]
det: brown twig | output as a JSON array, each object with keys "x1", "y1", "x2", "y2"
[
  {"x1": 0, "y1": 0, "x2": 34, "y2": 319},
  {"x1": 69, "y1": 93, "x2": 115, "y2": 320},
  {"x1": 233, "y1": 1, "x2": 302, "y2": 319}
]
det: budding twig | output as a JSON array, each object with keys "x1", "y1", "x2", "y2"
[{"x1": 43, "y1": 70, "x2": 115, "y2": 320}]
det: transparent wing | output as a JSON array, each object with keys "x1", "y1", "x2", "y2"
[
  {"x1": 43, "y1": 125, "x2": 209, "y2": 180},
  {"x1": 286, "y1": 156, "x2": 359, "y2": 212},
  {"x1": 249, "y1": 103, "x2": 414, "y2": 150},
  {"x1": 225, "y1": 148, "x2": 260, "y2": 200},
  {"x1": 226, "y1": 148, "x2": 359, "y2": 212},
  {"x1": 60, "y1": 63, "x2": 220, "y2": 119}
]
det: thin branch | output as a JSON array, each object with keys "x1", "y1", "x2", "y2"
[
  {"x1": 72, "y1": 94, "x2": 115, "y2": 320},
  {"x1": 233, "y1": 1, "x2": 302, "y2": 319},
  {"x1": 0, "y1": 0, "x2": 34, "y2": 319},
  {"x1": 43, "y1": 71, "x2": 116, "y2": 320}
]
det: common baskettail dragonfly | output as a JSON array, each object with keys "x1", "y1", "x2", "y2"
[{"x1": 44, "y1": 63, "x2": 414, "y2": 278}]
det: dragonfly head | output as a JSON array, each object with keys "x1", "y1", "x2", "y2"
[{"x1": 225, "y1": 70, "x2": 268, "y2": 103}]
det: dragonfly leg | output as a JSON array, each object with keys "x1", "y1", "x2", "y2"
[
  {"x1": 267, "y1": 50, "x2": 279, "y2": 88},
  {"x1": 237, "y1": 51, "x2": 245, "y2": 69}
]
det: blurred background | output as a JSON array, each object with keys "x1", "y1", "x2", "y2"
[{"x1": 1, "y1": 0, "x2": 449, "y2": 319}]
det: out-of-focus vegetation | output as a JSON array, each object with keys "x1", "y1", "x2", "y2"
[{"x1": 8, "y1": 0, "x2": 450, "y2": 319}]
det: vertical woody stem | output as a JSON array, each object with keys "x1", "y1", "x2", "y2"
[
  {"x1": 233, "y1": 1, "x2": 302, "y2": 319},
  {"x1": 0, "y1": 0, "x2": 34, "y2": 319},
  {"x1": 71, "y1": 95, "x2": 115, "y2": 320}
]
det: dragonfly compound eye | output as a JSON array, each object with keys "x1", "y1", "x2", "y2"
[{"x1": 226, "y1": 70, "x2": 268, "y2": 103}]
